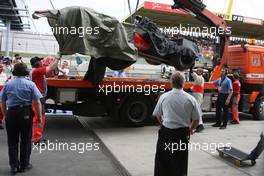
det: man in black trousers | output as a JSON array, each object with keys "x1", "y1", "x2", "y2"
[
  {"x1": 153, "y1": 71, "x2": 201, "y2": 176},
  {"x1": 0, "y1": 63, "x2": 42, "y2": 175},
  {"x1": 212, "y1": 68, "x2": 233, "y2": 129}
]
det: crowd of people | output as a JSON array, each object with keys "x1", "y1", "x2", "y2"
[
  {"x1": 191, "y1": 66, "x2": 241, "y2": 131},
  {"x1": 0, "y1": 54, "x2": 70, "y2": 81}
]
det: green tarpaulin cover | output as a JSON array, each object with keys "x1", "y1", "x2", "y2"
[{"x1": 34, "y1": 6, "x2": 137, "y2": 70}]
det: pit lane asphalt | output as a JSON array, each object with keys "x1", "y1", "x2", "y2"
[
  {"x1": 77, "y1": 113, "x2": 264, "y2": 176},
  {"x1": 1, "y1": 112, "x2": 263, "y2": 176},
  {"x1": 0, "y1": 112, "x2": 130, "y2": 176}
]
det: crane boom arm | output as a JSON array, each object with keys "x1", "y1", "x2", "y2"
[
  {"x1": 172, "y1": 0, "x2": 228, "y2": 31},
  {"x1": 172, "y1": 0, "x2": 230, "y2": 81}
]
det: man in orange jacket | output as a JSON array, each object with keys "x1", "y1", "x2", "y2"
[
  {"x1": 30, "y1": 56, "x2": 59, "y2": 144},
  {"x1": 230, "y1": 72, "x2": 241, "y2": 124}
]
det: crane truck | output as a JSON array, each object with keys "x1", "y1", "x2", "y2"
[{"x1": 36, "y1": 0, "x2": 264, "y2": 126}]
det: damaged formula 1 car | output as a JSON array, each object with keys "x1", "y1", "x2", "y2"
[
  {"x1": 133, "y1": 16, "x2": 198, "y2": 70},
  {"x1": 33, "y1": 6, "x2": 199, "y2": 84}
]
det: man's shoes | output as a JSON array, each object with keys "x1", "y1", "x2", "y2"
[
  {"x1": 19, "y1": 164, "x2": 33, "y2": 173},
  {"x1": 212, "y1": 123, "x2": 221, "y2": 127},
  {"x1": 0, "y1": 124, "x2": 4, "y2": 130},
  {"x1": 219, "y1": 125, "x2": 227, "y2": 130},
  {"x1": 196, "y1": 124, "x2": 205, "y2": 133},
  {"x1": 10, "y1": 167, "x2": 19, "y2": 175},
  {"x1": 230, "y1": 120, "x2": 239, "y2": 124}
]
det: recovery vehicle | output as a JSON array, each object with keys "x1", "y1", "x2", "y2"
[{"x1": 33, "y1": 0, "x2": 264, "y2": 126}]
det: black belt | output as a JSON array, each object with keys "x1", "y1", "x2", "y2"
[
  {"x1": 8, "y1": 105, "x2": 32, "y2": 110},
  {"x1": 160, "y1": 125, "x2": 190, "y2": 134},
  {"x1": 160, "y1": 125, "x2": 190, "y2": 140}
]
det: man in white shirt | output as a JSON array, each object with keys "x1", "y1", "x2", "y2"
[
  {"x1": 153, "y1": 71, "x2": 201, "y2": 176},
  {"x1": 191, "y1": 67, "x2": 205, "y2": 132}
]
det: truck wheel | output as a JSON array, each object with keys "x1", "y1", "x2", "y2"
[
  {"x1": 253, "y1": 96, "x2": 264, "y2": 120},
  {"x1": 120, "y1": 95, "x2": 153, "y2": 126}
]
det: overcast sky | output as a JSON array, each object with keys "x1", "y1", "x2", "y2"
[{"x1": 23, "y1": 0, "x2": 264, "y2": 34}]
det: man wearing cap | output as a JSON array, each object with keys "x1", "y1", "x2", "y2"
[
  {"x1": 30, "y1": 56, "x2": 59, "y2": 144},
  {"x1": 0, "y1": 63, "x2": 42, "y2": 174}
]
